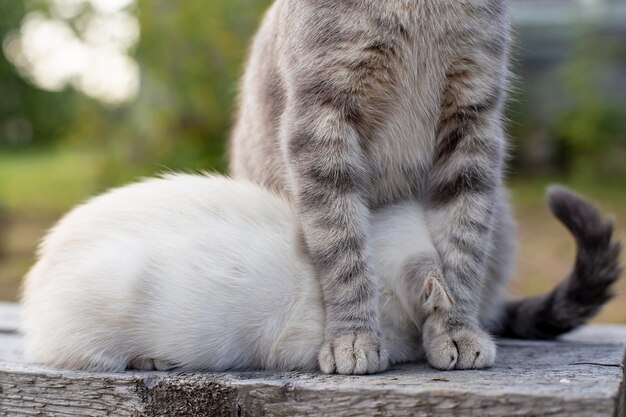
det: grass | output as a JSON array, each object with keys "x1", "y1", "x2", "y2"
[
  {"x1": 1, "y1": 148, "x2": 625, "y2": 323},
  {"x1": 0, "y1": 148, "x2": 103, "y2": 300},
  {"x1": 0, "y1": 147, "x2": 102, "y2": 215}
]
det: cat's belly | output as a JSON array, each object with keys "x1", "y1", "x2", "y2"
[
  {"x1": 366, "y1": 43, "x2": 444, "y2": 207},
  {"x1": 367, "y1": 105, "x2": 438, "y2": 206},
  {"x1": 369, "y1": 155, "x2": 429, "y2": 207}
]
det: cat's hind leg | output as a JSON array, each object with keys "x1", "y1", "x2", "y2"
[
  {"x1": 405, "y1": 256, "x2": 495, "y2": 370},
  {"x1": 128, "y1": 357, "x2": 177, "y2": 371}
]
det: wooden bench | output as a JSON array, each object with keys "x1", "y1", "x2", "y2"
[{"x1": 1, "y1": 302, "x2": 624, "y2": 417}]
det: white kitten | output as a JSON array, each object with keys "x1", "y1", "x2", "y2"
[{"x1": 21, "y1": 174, "x2": 452, "y2": 372}]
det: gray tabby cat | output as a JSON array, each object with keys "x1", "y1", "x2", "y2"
[{"x1": 230, "y1": 0, "x2": 622, "y2": 374}]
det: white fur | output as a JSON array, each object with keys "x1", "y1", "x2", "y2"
[{"x1": 22, "y1": 174, "x2": 444, "y2": 372}]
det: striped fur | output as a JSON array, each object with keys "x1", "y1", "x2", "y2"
[
  {"x1": 231, "y1": 0, "x2": 512, "y2": 373},
  {"x1": 498, "y1": 187, "x2": 623, "y2": 339},
  {"x1": 229, "y1": 0, "x2": 620, "y2": 373},
  {"x1": 230, "y1": 0, "x2": 511, "y2": 373}
]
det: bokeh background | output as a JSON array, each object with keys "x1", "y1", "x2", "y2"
[{"x1": 0, "y1": 0, "x2": 625, "y2": 322}]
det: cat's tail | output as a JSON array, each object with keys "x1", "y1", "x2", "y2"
[{"x1": 497, "y1": 185, "x2": 622, "y2": 339}]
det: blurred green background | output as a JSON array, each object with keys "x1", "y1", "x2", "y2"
[{"x1": 0, "y1": 0, "x2": 625, "y2": 322}]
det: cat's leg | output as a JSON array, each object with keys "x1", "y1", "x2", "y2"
[
  {"x1": 399, "y1": 255, "x2": 467, "y2": 368},
  {"x1": 128, "y1": 357, "x2": 177, "y2": 372},
  {"x1": 280, "y1": 5, "x2": 405, "y2": 375},
  {"x1": 407, "y1": 258, "x2": 470, "y2": 370},
  {"x1": 422, "y1": 313, "x2": 496, "y2": 370},
  {"x1": 479, "y1": 197, "x2": 516, "y2": 332},
  {"x1": 424, "y1": 43, "x2": 509, "y2": 370},
  {"x1": 288, "y1": 110, "x2": 387, "y2": 375}
]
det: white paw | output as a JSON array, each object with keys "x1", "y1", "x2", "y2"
[
  {"x1": 318, "y1": 332, "x2": 389, "y2": 375},
  {"x1": 424, "y1": 321, "x2": 496, "y2": 370},
  {"x1": 452, "y1": 327, "x2": 496, "y2": 369},
  {"x1": 423, "y1": 330, "x2": 459, "y2": 370},
  {"x1": 128, "y1": 357, "x2": 176, "y2": 371}
]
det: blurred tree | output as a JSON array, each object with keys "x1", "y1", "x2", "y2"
[
  {"x1": 3, "y1": 0, "x2": 625, "y2": 183},
  {"x1": 505, "y1": 23, "x2": 626, "y2": 179},
  {"x1": 553, "y1": 27, "x2": 626, "y2": 179},
  {"x1": 2, "y1": 0, "x2": 273, "y2": 182},
  {"x1": 72, "y1": 0, "x2": 273, "y2": 184},
  {"x1": 0, "y1": 0, "x2": 77, "y2": 149}
]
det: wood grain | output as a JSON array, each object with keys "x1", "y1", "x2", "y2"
[
  {"x1": 0, "y1": 303, "x2": 20, "y2": 334},
  {"x1": 1, "y1": 303, "x2": 624, "y2": 417}
]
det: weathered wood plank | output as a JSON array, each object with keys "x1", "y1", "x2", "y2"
[
  {"x1": 0, "y1": 302, "x2": 20, "y2": 333},
  {"x1": 1, "y1": 305, "x2": 624, "y2": 417}
]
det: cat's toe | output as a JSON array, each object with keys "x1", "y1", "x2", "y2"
[
  {"x1": 423, "y1": 316, "x2": 495, "y2": 371},
  {"x1": 128, "y1": 357, "x2": 176, "y2": 371},
  {"x1": 451, "y1": 327, "x2": 496, "y2": 370},
  {"x1": 423, "y1": 332, "x2": 458, "y2": 370},
  {"x1": 152, "y1": 359, "x2": 177, "y2": 371},
  {"x1": 318, "y1": 332, "x2": 389, "y2": 375}
]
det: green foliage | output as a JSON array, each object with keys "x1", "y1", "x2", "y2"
[
  {"x1": 1, "y1": 1, "x2": 625, "y2": 183},
  {"x1": 0, "y1": 148, "x2": 100, "y2": 214},
  {"x1": 0, "y1": 0, "x2": 78, "y2": 148},
  {"x1": 1, "y1": 0, "x2": 273, "y2": 183},
  {"x1": 553, "y1": 27, "x2": 626, "y2": 178},
  {"x1": 70, "y1": 0, "x2": 273, "y2": 184}
]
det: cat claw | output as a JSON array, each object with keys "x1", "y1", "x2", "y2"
[
  {"x1": 423, "y1": 321, "x2": 496, "y2": 370},
  {"x1": 451, "y1": 327, "x2": 496, "y2": 369},
  {"x1": 318, "y1": 332, "x2": 389, "y2": 375}
]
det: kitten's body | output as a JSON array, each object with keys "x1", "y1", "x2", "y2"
[
  {"x1": 22, "y1": 174, "x2": 449, "y2": 372},
  {"x1": 21, "y1": 174, "x2": 620, "y2": 372}
]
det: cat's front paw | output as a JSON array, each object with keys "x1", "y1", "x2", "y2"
[
  {"x1": 451, "y1": 327, "x2": 496, "y2": 369},
  {"x1": 424, "y1": 320, "x2": 496, "y2": 370},
  {"x1": 318, "y1": 332, "x2": 389, "y2": 375}
]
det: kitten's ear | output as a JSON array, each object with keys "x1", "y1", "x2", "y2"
[{"x1": 421, "y1": 274, "x2": 453, "y2": 315}]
